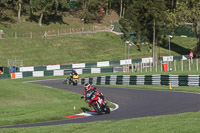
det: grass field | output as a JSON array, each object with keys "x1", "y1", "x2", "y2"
[
  {"x1": 1, "y1": 75, "x2": 200, "y2": 133},
  {"x1": 1, "y1": 12, "x2": 200, "y2": 133},
  {"x1": 0, "y1": 78, "x2": 87, "y2": 126},
  {"x1": 0, "y1": 33, "x2": 196, "y2": 67},
  {"x1": 1, "y1": 112, "x2": 200, "y2": 133}
]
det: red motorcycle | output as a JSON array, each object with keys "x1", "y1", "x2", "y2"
[{"x1": 81, "y1": 89, "x2": 110, "y2": 115}]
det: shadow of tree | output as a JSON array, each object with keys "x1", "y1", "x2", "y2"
[
  {"x1": 159, "y1": 40, "x2": 191, "y2": 55},
  {"x1": 0, "y1": 15, "x2": 16, "y2": 27},
  {"x1": 27, "y1": 14, "x2": 68, "y2": 25}
]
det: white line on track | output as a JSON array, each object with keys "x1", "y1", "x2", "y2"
[
  {"x1": 70, "y1": 102, "x2": 119, "y2": 117},
  {"x1": 23, "y1": 78, "x2": 65, "y2": 83}
]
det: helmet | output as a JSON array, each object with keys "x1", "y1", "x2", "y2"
[{"x1": 84, "y1": 83, "x2": 91, "y2": 91}]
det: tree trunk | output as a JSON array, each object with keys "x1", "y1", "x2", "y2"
[
  {"x1": 196, "y1": 22, "x2": 200, "y2": 57},
  {"x1": 120, "y1": 0, "x2": 123, "y2": 18},
  {"x1": 123, "y1": 0, "x2": 126, "y2": 17},
  {"x1": 39, "y1": 12, "x2": 43, "y2": 27},
  {"x1": 108, "y1": 1, "x2": 111, "y2": 15},
  {"x1": 84, "y1": 0, "x2": 87, "y2": 10},
  {"x1": 153, "y1": 19, "x2": 158, "y2": 66},
  {"x1": 18, "y1": 3, "x2": 21, "y2": 23}
]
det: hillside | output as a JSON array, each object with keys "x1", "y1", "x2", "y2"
[{"x1": 0, "y1": 11, "x2": 197, "y2": 67}]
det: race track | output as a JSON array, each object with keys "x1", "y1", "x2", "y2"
[{"x1": 1, "y1": 78, "x2": 200, "y2": 128}]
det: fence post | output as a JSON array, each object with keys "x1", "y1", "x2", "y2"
[
  {"x1": 30, "y1": 32, "x2": 32, "y2": 39},
  {"x1": 156, "y1": 61, "x2": 157, "y2": 72},
  {"x1": 15, "y1": 32, "x2": 17, "y2": 39},
  {"x1": 174, "y1": 60, "x2": 176, "y2": 71},
  {"x1": 150, "y1": 62, "x2": 152, "y2": 72},
  {"x1": 138, "y1": 62, "x2": 140, "y2": 72},
  {"x1": 181, "y1": 60, "x2": 183, "y2": 71},
  {"x1": 189, "y1": 59, "x2": 191, "y2": 71},
  {"x1": 135, "y1": 63, "x2": 137, "y2": 72},
  {"x1": 161, "y1": 61, "x2": 163, "y2": 72},
  {"x1": 145, "y1": 63, "x2": 147, "y2": 72},
  {"x1": 197, "y1": 59, "x2": 199, "y2": 71},
  {"x1": 131, "y1": 64, "x2": 133, "y2": 72},
  {"x1": 58, "y1": 30, "x2": 60, "y2": 36},
  {"x1": 70, "y1": 28, "x2": 72, "y2": 34}
]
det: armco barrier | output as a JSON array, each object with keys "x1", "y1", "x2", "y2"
[
  {"x1": 11, "y1": 67, "x2": 114, "y2": 79},
  {"x1": 18, "y1": 56, "x2": 183, "y2": 72},
  {"x1": 78, "y1": 75, "x2": 200, "y2": 87},
  {"x1": 0, "y1": 74, "x2": 10, "y2": 79}
]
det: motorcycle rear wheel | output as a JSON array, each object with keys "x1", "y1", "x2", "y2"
[
  {"x1": 73, "y1": 81, "x2": 77, "y2": 86},
  {"x1": 63, "y1": 80, "x2": 68, "y2": 85},
  {"x1": 103, "y1": 105, "x2": 110, "y2": 114}
]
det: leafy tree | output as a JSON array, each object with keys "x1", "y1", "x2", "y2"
[
  {"x1": 12, "y1": 0, "x2": 23, "y2": 23},
  {"x1": 80, "y1": 0, "x2": 108, "y2": 23},
  {"x1": 52, "y1": 0, "x2": 67, "y2": 15},
  {"x1": 30, "y1": 0, "x2": 54, "y2": 26},
  {"x1": 0, "y1": 0, "x2": 12, "y2": 20},
  {"x1": 174, "y1": 0, "x2": 200, "y2": 57},
  {"x1": 120, "y1": 0, "x2": 167, "y2": 64}
]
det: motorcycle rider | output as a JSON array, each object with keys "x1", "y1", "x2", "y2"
[
  {"x1": 83, "y1": 83, "x2": 105, "y2": 103},
  {"x1": 69, "y1": 69, "x2": 78, "y2": 82}
]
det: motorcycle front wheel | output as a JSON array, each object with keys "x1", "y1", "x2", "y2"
[{"x1": 92, "y1": 104, "x2": 102, "y2": 115}]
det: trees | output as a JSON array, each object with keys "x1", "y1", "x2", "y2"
[
  {"x1": 120, "y1": 0, "x2": 167, "y2": 65},
  {"x1": 30, "y1": 0, "x2": 66, "y2": 26},
  {"x1": 12, "y1": 0, "x2": 23, "y2": 23},
  {"x1": 80, "y1": 0, "x2": 108, "y2": 23},
  {"x1": 175, "y1": 0, "x2": 200, "y2": 57},
  {"x1": 0, "y1": 0, "x2": 12, "y2": 20},
  {"x1": 166, "y1": 0, "x2": 200, "y2": 57},
  {"x1": 30, "y1": 0, "x2": 54, "y2": 26}
]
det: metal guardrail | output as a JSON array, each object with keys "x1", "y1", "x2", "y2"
[{"x1": 78, "y1": 75, "x2": 200, "y2": 87}]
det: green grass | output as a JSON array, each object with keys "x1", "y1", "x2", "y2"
[
  {"x1": 1, "y1": 15, "x2": 200, "y2": 132},
  {"x1": 1, "y1": 112, "x2": 200, "y2": 133},
  {"x1": 0, "y1": 32, "x2": 158, "y2": 67},
  {"x1": 0, "y1": 76, "x2": 115, "y2": 126},
  {"x1": 0, "y1": 33, "x2": 197, "y2": 67},
  {"x1": 0, "y1": 78, "x2": 88, "y2": 126},
  {"x1": 1, "y1": 75, "x2": 200, "y2": 132},
  {"x1": 0, "y1": 16, "x2": 111, "y2": 37}
]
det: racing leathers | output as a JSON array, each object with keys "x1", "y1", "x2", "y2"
[{"x1": 83, "y1": 87, "x2": 104, "y2": 103}]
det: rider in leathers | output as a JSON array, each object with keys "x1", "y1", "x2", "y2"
[
  {"x1": 69, "y1": 69, "x2": 78, "y2": 82},
  {"x1": 83, "y1": 83, "x2": 104, "y2": 103}
]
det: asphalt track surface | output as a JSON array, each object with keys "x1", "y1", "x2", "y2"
[{"x1": 1, "y1": 78, "x2": 200, "y2": 128}]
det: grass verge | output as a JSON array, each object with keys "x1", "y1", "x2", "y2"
[
  {"x1": 0, "y1": 78, "x2": 88, "y2": 126},
  {"x1": 1, "y1": 74, "x2": 200, "y2": 132},
  {"x1": 1, "y1": 111, "x2": 200, "y2": 133}
]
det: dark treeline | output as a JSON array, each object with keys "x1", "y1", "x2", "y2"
[{"x1": 1, "y1": 0, "x2": 200, "y2": 62}]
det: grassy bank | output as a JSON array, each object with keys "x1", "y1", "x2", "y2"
[
  {"x1": 1, "y1": 75, "x2": 200, "y2": 132},
  {"x1": 0, "y1": 78, "x2": 86, "y2": 126},
  {"x1": 0, "y1": 33, "x2": 196, "y2": 67},
  {"x1": 1, "y1": 111, "x2": 200, "y2": 133},
  {"x1": 0, "y1": 76, "x2": 117, "y2": 126}
]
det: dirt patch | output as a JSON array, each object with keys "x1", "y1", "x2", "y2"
[{"x1": 103, "y1": 10, "x2": 119, "y2": 22}]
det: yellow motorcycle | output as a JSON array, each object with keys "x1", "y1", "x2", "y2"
[
  {"x1": 72, "y1": 74, "x2": 79, "y2": 85},
  {"x1": 63, "y1": 74, "x2": 79, "y2": 86}
]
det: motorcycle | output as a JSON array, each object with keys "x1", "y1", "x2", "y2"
[
  {"x1": 63, "y1": 74, "x2": 79, "y2": 86},
  {"x1": 72, "y1": 74, "x2": 79, "y2": 85},
  {"x1": 81, "y1": 88, "x2": 110, "y2": 115}
]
